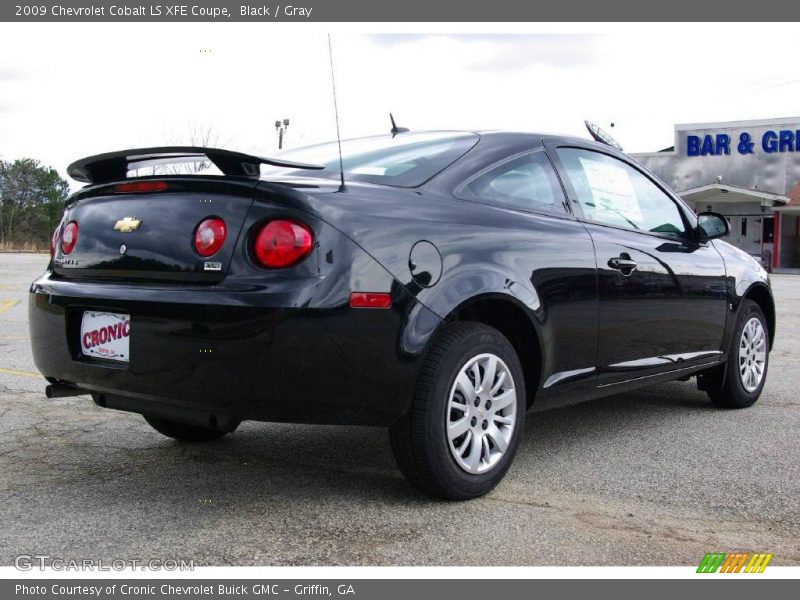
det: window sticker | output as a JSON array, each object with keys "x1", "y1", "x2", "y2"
[{"x1": 578, "y1": 157, "x2": 642, "y2": 224}]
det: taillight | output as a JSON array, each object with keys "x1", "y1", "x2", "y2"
[
  {"x1": 50, "y1": 225, "x2": 60, "y2": 257},
  {"x1": 254, "y1": 219, "x2": 314, "y2": 268},
  {"x1": 60, "y1": 221, "x2": 78, "y2": 255},
  {"x1": 114, "y1": 181, "x2": 168, "y2": 193},
  {"x1": 194, "y1": 217, "x2": 227, "y2": 257}
]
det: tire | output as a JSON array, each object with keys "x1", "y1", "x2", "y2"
[
  {"x1": 389, "y1": 322, "x2": 527, "y2": 500},
  {"x1": 143, "y1": 415, "x2": 235, "y2": 442},
  {"x1": 707, "y1": 299, "x2": 769, "y2": 409}
]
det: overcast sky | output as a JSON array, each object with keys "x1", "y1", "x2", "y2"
[{"x1": 2, "y1": 23, "x2": 800, "y2": 186}]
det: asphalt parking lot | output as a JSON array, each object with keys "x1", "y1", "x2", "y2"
[{"x1": 0, "y1": 252, "x2": 798, "y2": 566}]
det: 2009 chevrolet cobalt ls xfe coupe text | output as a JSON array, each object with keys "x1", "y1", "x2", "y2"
[{"x1": 29, "y1": 131, "x2": 775, "y2": 499}]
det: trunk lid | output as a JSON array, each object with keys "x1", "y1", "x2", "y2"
[{"x1": 54, "y1": 178, "x2": 258, "y2": 283}]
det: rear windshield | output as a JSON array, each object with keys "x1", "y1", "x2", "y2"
[{"x1": 261, "y1": 132, "x2": 479, "y2": 187}]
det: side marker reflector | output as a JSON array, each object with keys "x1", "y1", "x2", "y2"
[{"x1": 349, "y1": 292, "x2": 392, "y2": 309}]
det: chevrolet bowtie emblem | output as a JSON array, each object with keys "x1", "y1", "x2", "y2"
[{"x1": 113, "y1": 217, "x2": 142, "y2": 233}]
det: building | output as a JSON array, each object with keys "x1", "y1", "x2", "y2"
[{"x1": 631, "y1": 117, "x2": 800, "y2": 271}]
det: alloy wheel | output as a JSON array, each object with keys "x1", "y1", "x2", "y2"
[
  {"x1": 738, "y1": 317, "x2": 767, "y2": 393},
  {"x1": 446, "y1": 353, "x2": 517, "y2": 474}
]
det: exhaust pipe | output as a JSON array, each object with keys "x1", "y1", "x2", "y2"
[{"x1": 45, "y1": 383, "x2": 86, "y2": 399}]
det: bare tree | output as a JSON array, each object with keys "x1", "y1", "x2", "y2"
[{"x1": 133, "y1": 124, "x2": 223, "y2": 177}]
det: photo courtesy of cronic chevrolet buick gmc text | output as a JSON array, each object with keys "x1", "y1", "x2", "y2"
[{"x1": 29, "y1": 129, "x2": 775, "y2": 500}]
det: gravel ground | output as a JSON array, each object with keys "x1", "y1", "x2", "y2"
[{"x1": 0, "y1": 252, "x2": 798, "y2": 566}]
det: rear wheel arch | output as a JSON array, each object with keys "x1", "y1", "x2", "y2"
[{"x1": 440, "y1": 294, "x2": 542, "y2": 409}]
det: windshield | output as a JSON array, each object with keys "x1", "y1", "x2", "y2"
[{"x1": 261, "y1": 132, "x2": 479, "y2": 187}]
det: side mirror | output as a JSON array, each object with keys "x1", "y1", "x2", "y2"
[{"x1": 697, "y1": 212, "x2": 729, "y2": 241}]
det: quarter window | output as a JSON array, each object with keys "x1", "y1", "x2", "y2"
[
  {"x1": 459, "y1": 151, "x2": 566, "y2": 214},
  {"x1": 556, "y1": 148, "x2": 688, "y2": 238}
]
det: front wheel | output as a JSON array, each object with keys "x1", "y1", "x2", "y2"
[
  {"x1": 707, "y1": 299, "x2": 769, "y2": 408},
  {"x1": 390, "y1": 322, "x2": 526, "y2": 500}
]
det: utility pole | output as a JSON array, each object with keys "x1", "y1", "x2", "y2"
[{"x1": 275, "y1": 119, "x2": 290, "y2": 149}]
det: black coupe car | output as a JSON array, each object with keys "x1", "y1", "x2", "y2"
[{"x1": 30, "y1": 129, "x2": 774, "y2": 499}]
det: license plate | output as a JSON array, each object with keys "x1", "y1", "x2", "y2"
[{"x1": 80, "y1": 311, "x2": 130, "y2": 362}]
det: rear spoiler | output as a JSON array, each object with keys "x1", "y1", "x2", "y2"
[{"x1": 67, "y1": 146, "x2": 325, "y2": 184}]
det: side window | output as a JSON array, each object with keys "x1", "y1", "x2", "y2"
[
  {"x1": 458, "y1": 151, "x2": 566, "y2": 214},
  {"x1": 555, "y1": 148, "x2": 688, "y2": 238}
]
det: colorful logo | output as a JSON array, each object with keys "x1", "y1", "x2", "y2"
[{"x1": 697, "y1": 552, "x2": 773, "y2": 573}]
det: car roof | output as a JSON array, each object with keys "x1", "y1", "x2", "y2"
[
  {"x1": 473, "y1": 129, "x2": 612, "y2": 148},
  {"x1": 277, "y1": 129, "x2": 611, "y2": 155},
  {"x1": 331, "y1": 130, "x2": 591, "y2": 145}
]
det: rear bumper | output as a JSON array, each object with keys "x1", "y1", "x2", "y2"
[{"x1": 29, "y1": 273, "x2": 438, "y2": 426}]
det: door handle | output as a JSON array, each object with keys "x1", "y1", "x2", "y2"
[{"x1": 608, "y1": 255, "x2": 638, "y2": 275}]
